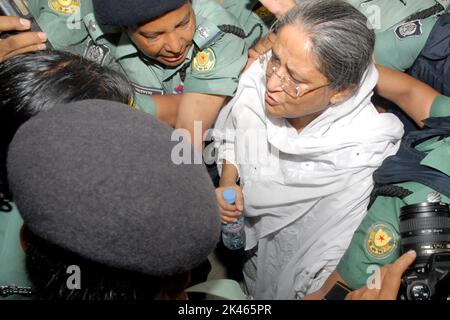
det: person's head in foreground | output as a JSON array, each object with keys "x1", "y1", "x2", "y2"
[
  {"x1": 264, "y1": 0, "x2": 375, "y2": 130},
  {"x1": 0, "y1": 50, "x2": 133, "y2": 200},
  {"x1": 7, "y1": 100, "x2": 220, "y2": 300}
]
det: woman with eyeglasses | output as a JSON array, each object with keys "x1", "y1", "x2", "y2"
[{"x1": 214, "y1": 0, "x2": 404, "y2": 300}]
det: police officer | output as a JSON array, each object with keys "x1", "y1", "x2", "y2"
[
  {"x1": 331, "y1": 94, "x2": 450, "y2": 292},
  {"x1": 375, "y1": 10, "x2": 450, "y2": 96},
  {"x1": 227, "y1": 0, "x2": 448, "y2": 34},
  {"x1": 19, "y1": 0, "x2": 248, "y2": 146},
  {"x1": 301, "y1": 68, "x2": 450, "y2": 299}
]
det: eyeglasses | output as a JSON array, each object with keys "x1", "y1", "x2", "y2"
[{"x1": 265, "y1": 55, "x2": 329, "y2": 98}]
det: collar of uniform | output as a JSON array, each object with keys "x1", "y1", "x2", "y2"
[
  {"x1": 115, "y1": 33, "x2": 139, "y2": 59},
  {"x1": 419, "y1": 137, "x2": 450, "y2": 177},
  {"x1": 159, "y1": 45, "x2": 194, "y2": 81}
]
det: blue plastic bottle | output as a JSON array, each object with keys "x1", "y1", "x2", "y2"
[{"x1": 221, "y1": 188, "x2": 245, "y2": 250}]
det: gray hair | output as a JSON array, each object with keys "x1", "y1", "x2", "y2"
[{"x1": 276, "y1": 0, "x2": 375, "y2": 91}]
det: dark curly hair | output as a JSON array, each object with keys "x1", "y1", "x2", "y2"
[{"x1": 0, "y1": 50, "x2": 134, "y2": 201}]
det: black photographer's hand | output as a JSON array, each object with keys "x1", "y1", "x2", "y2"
[
  {"x1": 0, "y1": 16, "x2": 47, "y2": 62},
  {"x1": 345, "y1": 250, "x2": 417, "y2": 300}
]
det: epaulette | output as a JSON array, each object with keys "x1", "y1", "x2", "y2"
[{"x1": 193, "y1": 18, "x2": 225, "y2": 50}]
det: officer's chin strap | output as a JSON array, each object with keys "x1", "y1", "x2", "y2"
[{"x1": 0, "y1": 285, "x2": 33, "y2": 298}]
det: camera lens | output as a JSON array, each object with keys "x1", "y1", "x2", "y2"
[{"x1": 399, "y1": 202, "x2": 450, "y2": 267}]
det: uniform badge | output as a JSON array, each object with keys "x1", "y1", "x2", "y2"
[
  {"x1": 48, "y1": 0, "x2": 80, "y2": 16},
  {"x1": 395, "y1": 20, "x2": 422, "y2": 40},
  {"x1": 173, "y1": 83, "x2": 184, "y2": 94},
  {"x1": 365, "y1": 223, "x2": 397, "y2": 259},
  {"x1": 83, "y1": 40, "x2": 110, "y2": 65},
  {"x1": 197, "y1": 25, "x2": 209, "y2": 39},
  {"x1": 254, "y1": 5, "x2": 273, "y2": 20},
  {"x1": 192, "y1": 48, "x2": 216, "y2": 72}
]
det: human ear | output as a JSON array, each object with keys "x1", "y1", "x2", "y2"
[{"x1": 329, "y1": 87, "x2": 355, "y2": 105}]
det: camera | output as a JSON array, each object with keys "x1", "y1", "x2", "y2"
[
  {"x1": 0, "y1": 0, "x2": 52, "y2": 48},
  {"x1": 399, "y1": 201, "x2": 450, "y2": 300}
]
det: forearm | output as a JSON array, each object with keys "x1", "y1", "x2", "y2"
[
  {"x1": 375, "y1": 65, "x2": 439, "y2": 127},
  {"x1": 153, "y1": 94, "x2": 183, "y2": 127},
  {"x1": 219, "y1": 161, "x2": 239, "y2": 187},
  {"x1": 175, "y1": 93, "x2": 226, "y2": 150}
]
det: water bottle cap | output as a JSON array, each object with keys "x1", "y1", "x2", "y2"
[{"x1": 223, "y1": 188, "x2": 236, "y2": 204}]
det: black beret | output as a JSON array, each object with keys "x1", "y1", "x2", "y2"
[
  {"x1": 7, "y1": 99, "x2": 220, "y2": 277},
  {"x1": 93, "y1": 0, "x2": 188, "y2": 26}
]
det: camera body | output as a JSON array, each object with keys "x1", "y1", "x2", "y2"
[
  {"x1": 401, "y1": 252, "x2": 450, "y2": 300},
  {"x1": 399, "y1": 201, "x2": 450, "y2": 300}
]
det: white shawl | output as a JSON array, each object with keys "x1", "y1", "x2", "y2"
[{"x1": 214, "y1": 58, "x2": 404, "y2": 299}]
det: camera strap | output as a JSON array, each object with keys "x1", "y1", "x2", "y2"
[{"x1": 374, "y1": 117, "x2": 450, "y2": 199}]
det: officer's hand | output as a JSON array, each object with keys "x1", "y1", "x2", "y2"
[
  {"x1": 245, "y1": 32, "x2": 276, "y2": 71},
  {"x1": 345, "y1": 250, "x2": 417, "y2": 300},
  {"x1": 259, "y1": 0, "x2": 296, "y2": 19},
  {"x1": 215, "y1": 184, "x2": 244, "y2": 224},
  {"x1": 0, "y1": 16, "x2": 47, "y2": 62}
]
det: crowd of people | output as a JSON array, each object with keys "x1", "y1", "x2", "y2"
[{"x1": 0, "y1": 0, "x2": 449, "y2": 300}]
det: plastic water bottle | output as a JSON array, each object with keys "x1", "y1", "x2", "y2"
[{"x1": 221, "y1": 188, "x2": 245, "y2": 250}]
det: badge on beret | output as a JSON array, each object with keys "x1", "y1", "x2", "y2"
[
  {"x1": 83, "y1": 39, "x2": 110, "y2": 66},
  {"x1": 48, "y1": 0, "x2": 80, "y2": 16},
  {"x1": 365, "y1": 223, "x2": 397, "y2": 259},
  {"x1": 192, "y1": 48, "x2": 216, "y2": 72},
  {"x1": 395, "y1": 20, "x2": 422, "y2": 39}
]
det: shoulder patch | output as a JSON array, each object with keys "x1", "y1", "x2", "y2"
[
  {"x1": 83, "y1": 39, "x2": 110, "y2": 65},
  {"x1": 395, "y1": 20, "x2": 422, "y2": 40},
  {"x1": 365, "y1": 223, "x2": 398, "y2": 259},
  {"x1": 194, "y1": 20, "x2": 224, "y2": 50},
  {"x1": 48, "y1": 0, "x2": 80, "y2": 16},
  {"x1": 192, "y1": 48, "x2": 216, "y2": 72}
]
